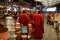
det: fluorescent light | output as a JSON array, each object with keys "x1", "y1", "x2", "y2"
[
  {"x1": 35, "y1": 0, "x2": 60, "y2": 7},
  {"x1": 46, "y1": 7, "x2": 56, "y2": 11}
]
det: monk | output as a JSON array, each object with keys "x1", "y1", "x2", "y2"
[
  {"x1": 33, "y1": 11, "x2": 44, "y2": 39},
  {"x1": 19, "y1": 10, "x2": 30, "y2": 40},
  {"x1": 19, "y1": 10, "x2": 30, "y2": 26}
]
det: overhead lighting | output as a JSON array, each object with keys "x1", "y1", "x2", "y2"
[
  {"x1": 46, "y1": 7, "x2": 57, "y2": 11},
  {"x1": 35, "y1": 0, "x2": 60, "y2": 7}
]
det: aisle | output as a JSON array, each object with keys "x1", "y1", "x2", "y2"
[
  {"x1": 30, "y1": 17, "x2": 58, "y2": 40},
  {"x1": 42, "y1": 24, "x2": 58, "y2": 40}
]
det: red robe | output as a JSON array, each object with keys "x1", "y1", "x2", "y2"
[
  {"x1": 19, "y1": 14, "x2": 30, "y2": 26},
  {"x1": 29, "y1": 14, "x2": 34, "y2": 20},
  {"x1": 33, "y1": 13, "x2": 44, "y2": 38}
]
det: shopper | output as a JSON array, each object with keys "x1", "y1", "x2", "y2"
[
  {"x1": 50, "y1": 13, "x2": 54, "y2": 26},
  {"x1": 47, "y1": 13, "x2": 51, "y2": 25},
  {"x1": 29, "y1": 11, "x2": 34, "y2": 26},
  {"x1": 57, "y1": 14, "x2": 60, "y2": 30},
  {"x1": 54, "y1": 13, "x2": 58, "y2": 29},
  {"x1": 13, "y1": 12, "x2": 18, "y2": 20},
  {"x1": 32, "y1": 11, "x2": 44, "y2": 39}
]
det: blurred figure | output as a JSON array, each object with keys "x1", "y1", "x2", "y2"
[
  {"x1": 28, "y1": 11, "x2": 34, "y2": 39},
  {"x1": 29, "y1": 11, "x2": 34, "y2": 20},
  {"x1": 54, "y1": 13, "x2": 58, "y2": 29},
  {"x1": 14, "y1": 13, "x2": 18, "y2": 20},
  {"x1": 19, "y1": 10, "x2": 30, "y2": 26},
  {"x1": 50, "y1": 13, "x2": 54, "y2": 26},
  {"x1": 32, "y1": 11, "x2": 44, "y2": 39},
  {"x1": 19, "y1": 10, "x2": 30, "y2": 40},
  {"x1": 29, "y1": 11, "x2": 34, "y2": 25},
  {"x1": 57, "y1": 14, "x2": 60, "y2": 30},
  {"x1": 47, "y1": 13, "x2": 51, "y2": 25}
]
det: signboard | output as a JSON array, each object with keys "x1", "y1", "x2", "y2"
[{"x1": 21, "y1": 26, "x2": 28, "y2": 34}]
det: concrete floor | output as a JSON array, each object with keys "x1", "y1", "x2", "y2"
[{"x1": 30, "y1": 17, "x2": 60, "y2": 40}]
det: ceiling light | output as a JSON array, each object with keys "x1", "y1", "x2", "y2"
[{"x1": 35, "y1": 0, "x2": 60, "y2": 7}]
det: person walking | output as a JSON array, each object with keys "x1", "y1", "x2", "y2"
[
  {"x1": 32, "y1": 11, "x2": 44, "y2": 39},
  {"x1": 50, "y1": 13, "x2": 54, "y2": 26},
  {"x1": 57, "y1": 14, "x2": 60, "y2": 30},
  {"x1": 19, "y1": 10, "x2": 30, "y2": 26},
  {"x1": 19, "y1": 10, "x2": 30, "y2": 40},
  {"x1": 47, "y1": 13, "x2": 51, "y2": 25}
]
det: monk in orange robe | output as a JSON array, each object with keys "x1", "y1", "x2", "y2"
[
  {"x1": 33, "y1": 11, "x2": 44, "y2": 39},
  {"x1": 19, "y1": 10, "x2": 30, "y2": 40},
  {"x1": 19, "y1": 10, "x2": 30, "y2": 26}
]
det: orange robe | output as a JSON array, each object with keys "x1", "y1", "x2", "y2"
[
  {"x1": 19, "y1": 14, "x2": 30, "y2": 26},
  {"x1": 33, "y1": 13, "x2": 44, "y2": 38}
]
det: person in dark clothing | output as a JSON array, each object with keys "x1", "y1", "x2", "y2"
[{"x1": 47, "y1": 14, "x2": 51, "y2": 25}]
